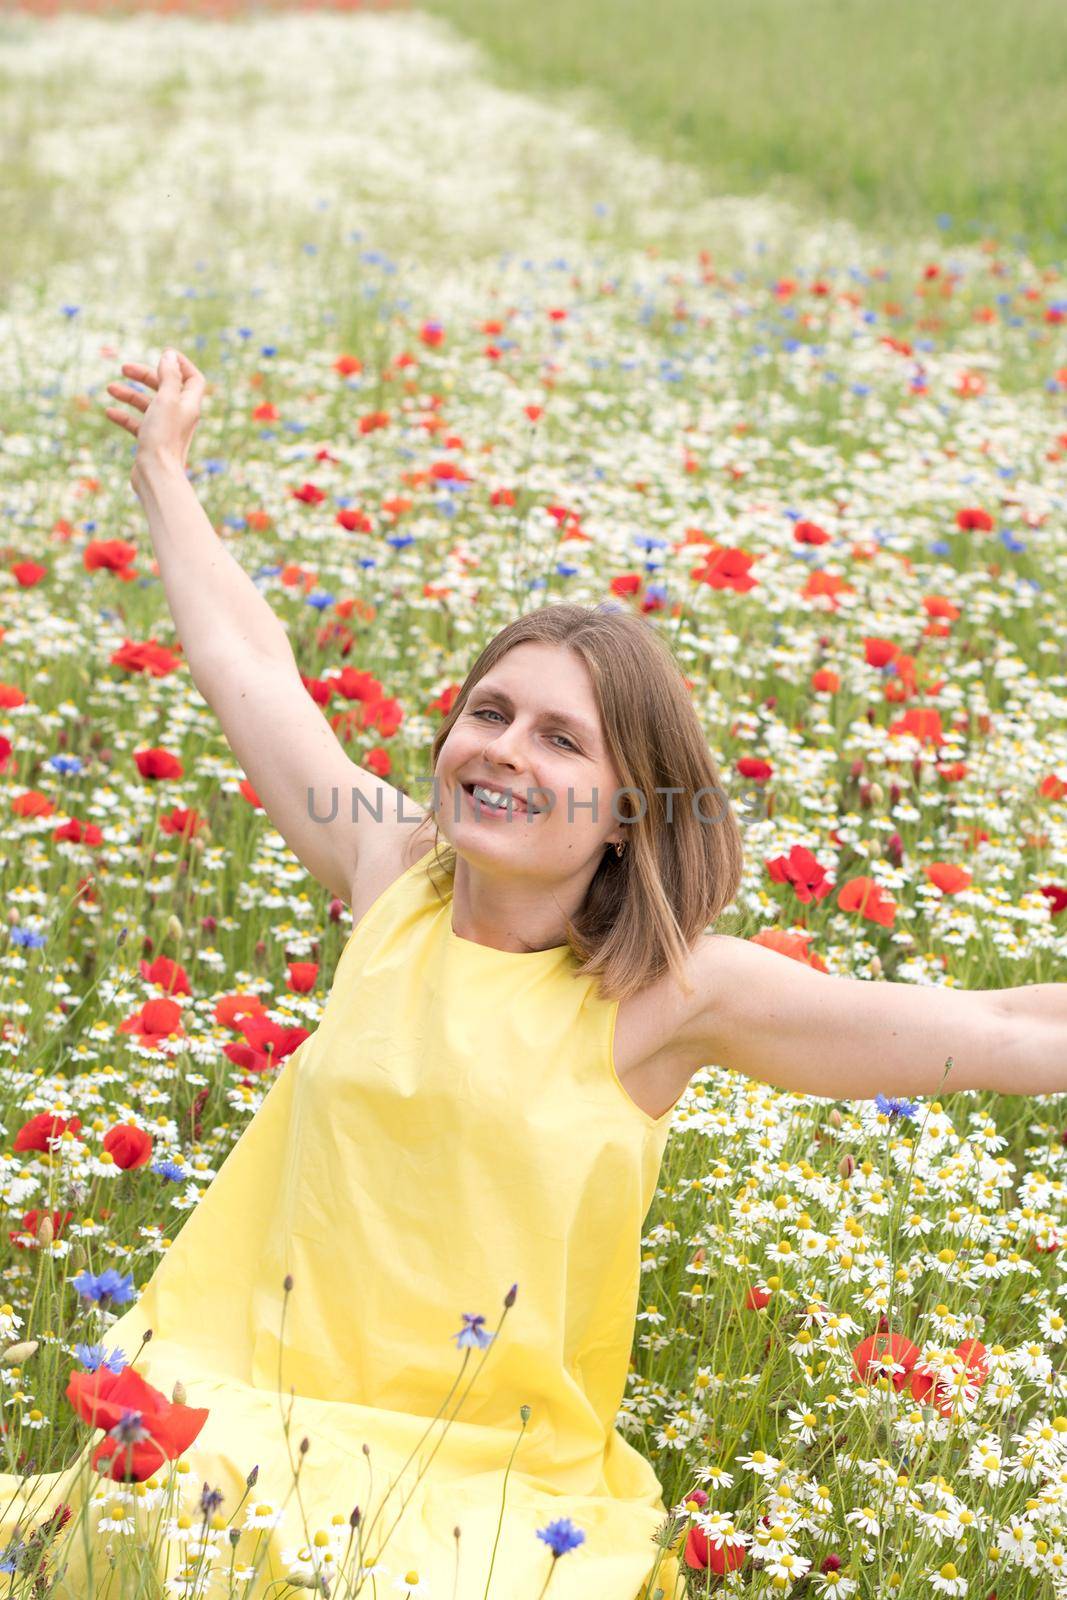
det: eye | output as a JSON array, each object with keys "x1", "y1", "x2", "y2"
[{"x1": 472, "y1": 707, "x2": 578, "y2": 752}]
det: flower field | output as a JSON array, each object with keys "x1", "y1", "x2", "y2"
[{"x1": 0, "y1": 6, "x2": 1066, "y2": 1597}]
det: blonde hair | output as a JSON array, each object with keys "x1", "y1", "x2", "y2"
[{"x1": 408, "y1": 603, "x2": 745, "y2": 1001}]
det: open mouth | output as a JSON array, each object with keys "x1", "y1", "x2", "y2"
[{"x1": 460, "y1": 781, "x2": 541, "y2": 817}]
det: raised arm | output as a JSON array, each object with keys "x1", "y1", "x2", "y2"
[
  {"x1": 667, "y1": 933, "x2": 1067, "y2": 1103},
  {"x1": 104, "y1": 352, "x2": 424, "y2": 903}
]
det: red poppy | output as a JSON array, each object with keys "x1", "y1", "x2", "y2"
[
  {"x1": 908, "y1": 1340, "x2": 989, "y2": 1417},
  {"x1": 110, "y1": 639, "x2": 182, "y2": 678},
  {"x1": 956, "y1": 507, "x2": 994, "y2": 531},
  {"x1": 1040, "y1": 885, "x2": 1067, "y2": 917},
  {"x1": 683, "y1": 1523, "x2": 748, "y2": 1575},
  {"x1": 11, "y1": 562, "x2": 47, "y2": 587},
  {"x1": 52, "y1": 817, "x2": 104, "y2": 846},
  {"x1": 139, "y1": 956, "x2": 191, "y2": 996},
  {"x1": 223, "y1": 1018, "x2": 311, "y2": 1075},
  {"x1": 852, "y1": 1331, "x2": 921, "y2": 1390},
  {"x1": 8, "y1": 1208, "x2": 73, "y2": 1249},
  {"x1": 117, "y1": 997, "x2": 184, "y2": 1047},
  {"x1": 736, "y1": 756, "x2": 773, "y2": 784},
  {"x1": 749, "y1": 928, "x2": 829, "y2": 973},
  {"x1": 692, "y1": 547, "x2": 759, "y2": 593},
  {"x1": 924, "y1": 863, "x2": 972, "y2": 896},
  {"x1": 66, "y1": 1365, "x2": 208, "y2": 1483},
  {"x1": 889, "y1": 708, "x2": 944, "y2": 746},
  {"x1": 285, "y1": 962, "x2": 319, "y2": 994},
  {"x1": 794, "y1": 520, "x2": 831, "y2": 545},
  {"x1": 836, "y1": 876, "x2": 897, "y2": 927},
  {"x1": 133, "y1": 748, "x2": 183, "y2": 781},
  {"x1": 765, "y1": 844, "x2": 834, "y2": 904},
  {"x1": 84, "y1": 539, "x2": 137, "y2": 574},
  {"x1": 863, "y1": 638, "x2": 900, "y2": 669},
  {"x1": 159, "y1": 807, "x2": 204, "y2": 840},
  {"x1": 13, "y1": 1113, "x2": 83, "y2": 1153},
  {"x1": 102, "y1": 1125, "x2": 154, "y2": 1170}
]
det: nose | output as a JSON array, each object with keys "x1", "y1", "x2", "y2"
[{"x1": 482, "y1": 721, "x2": 528, "y2": 769}]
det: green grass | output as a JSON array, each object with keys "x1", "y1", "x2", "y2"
[{"x1": 419, "y1": 0, "x2": 1067, "y2": 261}]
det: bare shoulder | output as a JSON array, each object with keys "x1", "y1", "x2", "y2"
[
  {"x1": 613, "y1": 932, "x2": 764, "y2": 1111},
  {"x1": 346, "y1": 810, "x2": 437, "y2": 925}
]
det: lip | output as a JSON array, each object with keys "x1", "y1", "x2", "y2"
[{"x1": 460, "y1": 780, "x2": 540, "y2": 816}]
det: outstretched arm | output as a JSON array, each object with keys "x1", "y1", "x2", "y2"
[{"x1": 676, "y1": 934, "x2": 1067, "y2": 1103}]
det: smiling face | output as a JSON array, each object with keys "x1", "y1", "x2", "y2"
[{"x1": 433, "y1": 641, "x2": 627, "y2": 877}]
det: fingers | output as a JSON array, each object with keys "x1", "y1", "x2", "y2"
[
  {"x1": 120, "y1": 362, "x2": 159, "y2": 390},
  {"x1": 103, "y1": 405, "x2": 140, "y2": 437},
  {"x1": 106, "y1": 381, "x2": 150, "y2": 413}
]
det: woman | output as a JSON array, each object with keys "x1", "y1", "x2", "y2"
[{"x1": 2, "y1": 350, "x2": 1056, "y2": 1600}]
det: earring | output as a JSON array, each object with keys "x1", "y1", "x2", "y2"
[{"x1": 613, "y1": 840, "x2": 625, "y2": 858}]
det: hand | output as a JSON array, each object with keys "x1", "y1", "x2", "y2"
[{"x1": 103, "y1": 348, "x2": 206, "y2": 488}]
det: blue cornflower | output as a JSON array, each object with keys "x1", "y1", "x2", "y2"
[
  {"x1": 73, "y1": 1268, "x2": 136, "y2": 1307},
  {"x1": 536, "y1": 1517, "x2": 585, "y2": 1558},
  {"x1": 306, "y1": 591, "x2": 334, "y2": 611},
  {"x1": 48, "y1": 754, "x2": 84, "y2": 775},
  {"x1": 74, "y1": 1342, "x2": 128, "y2": 1374},
  {"x1": 108, "y1": 1408, "x2": 149, "y2": 1444},
  {"x1": 454, "y1": 1313, "x2": 495, "y2": 1351},
  {"x1": 875, "y1": 1093, "x2": 918, "y2": 1121},
  {"x1": 152, "y1": 1159, "x2": 187, "y2": 1183},
  {"x1": 0, "y1": 1536, "x2": 26, "y2": 1574},
  {"x1": 9, "y1": 926, "x2": 46, "y2": 949}
]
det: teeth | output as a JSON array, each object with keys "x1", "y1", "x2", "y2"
[{"x1": 472, "y1": 784, "x2": 532, "y2": 811}]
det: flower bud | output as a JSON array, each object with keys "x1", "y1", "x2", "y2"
[
  {"x1": 165, "y1": 914, "x2": 183, "y2": 944},
  {"x1": 2, "y1": 1341, "x2": 39, "y2": 1367},
  {"x1": 172, "y1": 1380, "x2": 187, "y2": 1406},
  {"x1": 328, "y1": 898, "x2": 345, "y2": 923},
  {"x1": 838, "y1": 1154, "x2": 856, "y2": 1178},
  {"x1": 870, "y1": 955, "x2": 883, "y2": 978},
  {"x1": 828, "y1": 1109, "x2": 842, "y2": 1128},
  {"x1": 868, "y1": 782, "x2": 885, "y2": 807},
  {"x1": 36, "y1": 1216, "x2": 54, "y2": 1247}
]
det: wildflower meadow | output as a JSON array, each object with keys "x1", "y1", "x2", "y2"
[{"x1": 0, "y1": 5, "x2": 1066, "y2": 1598}]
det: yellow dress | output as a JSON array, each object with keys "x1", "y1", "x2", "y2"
[{"x1": 2, "y1": 846, "x2": 685, "y2": 1599}]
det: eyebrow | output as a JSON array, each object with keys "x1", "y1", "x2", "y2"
[{"x1": 469, "y1": 688, "x2": 598, "y2": 746}]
